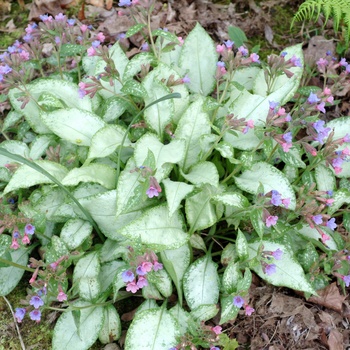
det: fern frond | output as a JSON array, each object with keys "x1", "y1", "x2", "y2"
[{"x1": 292, "y1": 0, "x2": 350, "y2": 43}]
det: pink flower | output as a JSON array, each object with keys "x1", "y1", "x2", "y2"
[
  {"x1": 212, "y1": 326, "x2": 222, "y2": 335},
  {"x1": 136, "y1": 276, "x2": 148, "y2": 288},
  {"x1": 87, "y1": 47, "x2": 97, "y2": 56},
  {"x1": 126, "y1": 281, "x2": 139, "y2": 293},
  {"x1": 265, "y1": 215, "x2": 278, "y2": 227},
  {"x1": 244, "y1": 305, "x2": 255, "y2": 316},
  {"x1": 96, "y1": 32, "x2": 105, "y2": 42},
  {"x1": 22, "y1": 233, "x2": 30, "y2": 245},
  {"x1": 216, "y1": 44, "x2": 225, "y2": 53},
  {"x1": 10, "y1": 238, "x2": 19, "y2": 249},
  {"x1": 153, "y1": 261, "x2": 163, "y2": 271},
  {"x1": 80, "y1": 24, "x2": 88, "y2": 33},
  {"x1": 177, "y1": 37, "x2": 184, "y2": 45}
]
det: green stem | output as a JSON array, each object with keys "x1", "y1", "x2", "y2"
[{"x1": 0, "y1": 257, "x2": 35, "y2": 272}]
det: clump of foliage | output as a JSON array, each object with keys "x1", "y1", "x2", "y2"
[
  {"x1": 0, "y1": 1, "x2": 350, "y2": 349},
  {"x1": 292, "y1": 0, "x2": 350, "y2": 42}
]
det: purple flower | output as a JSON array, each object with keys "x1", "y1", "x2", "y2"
[
  {"x1": 233, "y1": 295, "x2": 244, "y2": 308},
  {"x1": 224, "y1": 40, "x2": 234, "y2": 49},
  {"x1": 312, "y1": 214, "x2": 323, "y2": 225},
  {"x1": 307, "y1": 92, "x2": 320, "y2": 104},
  {"x1": 25, "y1": 224, "x2": 35, "y2": 235},
  {"x1": 265, "y1": 215, "x2": 278, "y2": 227},
  {"x1": 29, "y1": 295, "x2": 44, "y2": 309},
  {"x1": 15, "y1": 308, "x2": 26, "y2": 323},
  {"x1": 122, "y1": 270, "x2": 135, "y2": 283},
  {"x1": 270, "y1": 190, "x2": 282, "y2": 206},
  {"x1": 153, "y1": 261, "x2": 163, "y2": 271},
  {"x1": 272, "y1": 248, "x2": 283, "y2": 260},
  {"x1": 146, "y1": 186, "x2": 159, "y2": 198},
  {"x1": 282, "y1": 132, "x2": 292, "y2": 143},
  {"x1": 141, "y1": 42, "x2": 149, "y2": 51},
  {"x1": 182, "y1": 74, "x2": 190, "y2": 84},
  {"x1": 316, "y1": 102, "x2": 326, "y2": 113},
  {"x1": 136, "y1": 276, "x2": 148, "y2": 288},
  {"x1": 67, "y1": 19, "x2": 76, "y2": 26},
  {"x1": 55, "y1": 13, "x2": 66, "y2": 21},
  {"x1": 264, "y1": 263, "x2": 277, "y2": 275},
  {"x1": 238, "y1": 46, "x2": 248, "y2": 56},
  {"x1": 290, "y1": 55, "x2": 302, "y2": 67},
  {"x1": 91, "y1": 40, "x2": 101, "y2": 48},
  {"x1": 250, "y1": 53, "x2": 260, "y2": 63},
  {"x1": 29, "y1": 309, "x2": 41, "y2": 322},
  {"x1": 342, "y1": 275, "x2": 350, "y2": 287},
  {"x1": 118, "y1": 0, "x2": 132, "y2": 6},
  {"x1": 326, "y1": 218, "x2": 337, "y2": 231}
]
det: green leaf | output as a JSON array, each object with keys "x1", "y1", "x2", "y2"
[
  {"x1": 183, "y1": 254, "x2": 220, "y2": 310},
  {"x1": 134, "y1": 133, "x2": 185, "y2": 181},
  {"x1": 160, "y1": 243, "x2": 191, "y2": 304},
  {"x1": 190, "y1": 304, "x2": 219, "y2": 322},
  {"x1": 236, "y1": 229, "x2": 249, "y2": 260},
  {"x1": 142, "y1": 80, "x2": 174, "y2": 137},
  {"x1": 98, "y1": 305, "x2": 121, "y2": 344},
  {"x1": 213, "y1": 192, "x2": 249, "y2": 209},
  {"x1": 185, "y1": 185, "x2": 219, "y2": 233},
  {"x1": 8, "y1": 79, "x2": 92, "y2": 134},
  {"x1": 52, "y1": 302, "x2": 104, "y2": 350},
  {"x1": 175, "y1": 97, "x2": 211, "y2": 171},
  {"x1": 0, "y1": 235, "x2": 28, "y2": 296},
  {"x1": 61, "y1": 164, "x2": 116, "y2": 189},
  {"x1": 179, "y1": 23, "x2": 217, "y2": 96},
  {"x1": 248, "y1": 240, "x2": 316, "y2": 294},
  {"x1": 228, "y1": 25, "x2": 248, "y2": 47},
  {"x1": 219, "y1": 295, "x2": 240, "y2": 324},
  {"x1": 222, "y1": 262, "x2": 242, "y2": 294},
  {"x1": 88, "y1": 124, "x2": 132, "y2": 160},
  {"x1": 126, "y1": 23, "x2": 147, "y2": 38},
  {"x1": 181, "y1": 161, "x2": 219, "y2": 187},
  {"x1": 4, "y1": 160, "x2": 68, "y2": 194},
  {"x1": 125, "y1": 307, "x2": 180, "y2": 350},
  {"x1": 163, "y1": 179, "x2": 194, "y2": 217},
  {"x1": 315, "y1": 164, "x2": 335, "y2": 191},
  {"x1": 234, "y1": 161, "x2": 296, "y2": 210},
  {"x1": 0, "y1": 141, "x2": 29, "y2": 167},
  {"x1": 41, "y1": 108, "x2": 105, "y2": 146},
  {"x1": 119, "y1": 204, "x2": 189, "y2": 252},
  {"x1": 60, "y1": 218, "x2": 93, "y2": 250}
]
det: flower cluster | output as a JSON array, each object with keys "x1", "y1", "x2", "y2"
[
  {"x1": 10, "y1": 224, "x2": 35, "y2": 250},
  {"x1": 122, "y1": 250, "x2": 163, "y2": 293}
]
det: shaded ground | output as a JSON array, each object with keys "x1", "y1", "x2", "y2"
[{"x1": 0, "y1": 0, "x2": 350, "y2": 349}]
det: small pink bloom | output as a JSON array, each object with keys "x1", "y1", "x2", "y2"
[
  {"x1": 212, "y1": 326, "x2": 222, "y2": 335},
  {"x1": 87, "y1": 47, "x2": 96, "y2": 56},
  {"x1": 126, "y1": 281, "x2": 139, "y2": 293},
  {"x1": 244, "y1": 305, "x2": 255, "y2": 316},
  {"x1": 96, "y1": 32, "x2": 105, "y2": 42},
  {"x1": 10, "y1": 238, "x2": 20, "y2": 250},
  {"x1": 80, "y1": 24, "x2": 88, "y2": 33},
  {"x1": 266, "y1": 215, "x2": 278, "y2": 227},
  {"x1": 153, "y1": 261, "x2": 163, "y2": 271},
  {"x1": 22, "y1": 234, "x2": 30, "y2": 245},
  {"x1": 136, "y1": 276, "x2": 148, "y2": 288},
  {"x1": 216, "y1": 44, "x2": 225, "y2": 53},
  {"x1": 177, "y1": 37, "x2": 184, "y2": 45}
]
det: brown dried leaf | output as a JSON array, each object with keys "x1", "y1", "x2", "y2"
[
  {"x1": 328, "y1": 329, "x2": 343, "y2": 350},
  {"x1": 307, "y1": 283, "x2": 345, "y2": 313}
]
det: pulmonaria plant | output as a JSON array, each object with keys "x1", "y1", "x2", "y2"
[{"x1": 1, "y1": 1, "x2": 350, "y2": 350}]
